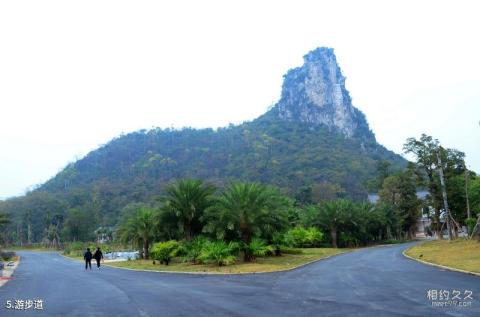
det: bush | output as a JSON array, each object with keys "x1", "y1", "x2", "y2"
[
  {"x1": 151, "y1": 240, "x2": 179, "y2": 265},
  {"x1": 284, "y1": 227, "x2": 323, "y2": 247},
  {"x1": 339, "y1": 232, "x2": 359, "y2": 248},
  {"x1": 63, "y1": 242, "x2": 85, "y2": 256},
  {"x1": 271, "y1": 233, "x2": 285, "y2": 256},
  {"x1": 0, "y1": 251, "x2": 16, "y2": 261},
  {"x1": 245, "y1": 238, "x2": 269, "y2": 261},
  {"x1": 198, "y1": 241, "x2": 237, "y2": 266},
  {"x1": 182, "y1": 236, "x2": 207, "y2": 264},
  {"x1": 466, "y1": 218, "x2": 477, "y2": 236}
]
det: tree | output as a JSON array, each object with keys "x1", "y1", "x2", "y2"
[
  {"x1": 0, "y1": 212, "x2": 10, "y2": 246},
  {"x1": 62, "y1": 208, "x2": 93, "y2": 242},
  {"x1": 160, "y1": 179, "x2": 215, "y2": 241},
  {"x1": 377, "y1": 160, "x2": 392, "y2": 186},
  {"x1": 379, "y1": 171, "x2": 420, "y2": 239},
  {"x1": 470, "y1": 176, "x2": 480, "y2": 215},
  {"x1": 467, "y1": 174, "x2": 480, "y2": 240},
  {"x1": 315, "y1": 200, "x2": 352, "y2": 248},
  {"x1": 311, "y1": 182, "x2": 345, "y2": 203},
  {"x1": 404, "y1": 135, "x2": 464, "y2": 239},
  {"x1": 294, "y1": 186, "x2": 313, "y2": 206},
  {"x1": 367, "y1": 160, "x2": 392, "y2": 191},
  {"x1": 0, "y1": 212, "x2": 9, "y2": 228},
  {"x1": 204, "y1": 183, "x2": 288, "y2": 261},
  {"x1": 440, "y1": 149, "x2": 469, "y2": 234},
  {"x1": 117, "y1": 206, "x2": 158, "y2": 259},
  {"x1": 368, "y1": 203, "x2": 398, "y2": 240}
]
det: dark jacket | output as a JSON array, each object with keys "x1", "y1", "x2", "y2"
[
  {"x1": 84, "y1": 250, "x2": 93, "y2": 261},
  {"x1": 93, "y1": 250, "x2": 103, "y2": 261}
]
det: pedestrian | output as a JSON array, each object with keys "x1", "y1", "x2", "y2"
[
  {"x1": 93, "y1": 247, "x2": 104, "y2": 269},
  {"x1": 84, "y1": 248, "x2": 93, "y2": 270}
]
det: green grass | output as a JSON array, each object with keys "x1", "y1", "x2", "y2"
[
  {"x1": 103, "y1": 248, "x2": 349, "y2": 274},
  {"x1": 405, "y1": 239, "x2": 480, "y2": 273}
]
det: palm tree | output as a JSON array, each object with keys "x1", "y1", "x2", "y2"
[
  {"x1": 206, "y1": 183, "x2": 288, "y2": 262},
  {"x1": 316, "y1": 200, "x2": 352, "y2": 248},
  {"x1": 117, "y1": 207, "x2": 158, "y2": 259},
  {"x1": 160, "y1": 179, "x2": 215, "y2": 241}
]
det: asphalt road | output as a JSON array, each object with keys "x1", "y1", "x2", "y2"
[{"x1": 0, "y1": 243, "x2": 479, "y2": 317}]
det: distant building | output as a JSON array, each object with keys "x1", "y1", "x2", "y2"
[
  {"x1": 368, "y1": 191, "x2": 430, "y2": 237},
  {"x1": 367, "y1": 191, "x2": 428, "y2": 204}
]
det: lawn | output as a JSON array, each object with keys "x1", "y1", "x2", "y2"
[
  {"x1": 104, "y1": 248, "x2": 349, "y2": 274},
  {"x1": 405, "y1": 239, "x2": 480, "y2": 274}
]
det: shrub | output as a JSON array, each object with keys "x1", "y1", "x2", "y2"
[
  {"x1": 271, "y1": 233, "x2": 285, "y2": 256},
  {"x1": 151, "y1": 240, "x2": 179, "y2": 265},
  {"x1": 245, "y1": 238, "x2": 269, "y2": 261},
  {"x1": 305, "y1": 227, "x2": 324, "y2": 246},
  {"x1": 63, "y1": 242, "x2": 86, "y2": 256},
  {"x1": 466, "y1": 218, "x2": 477, "y2": 236},
  {"x1": 339, "y1": 232, "x2": 359, "y2": 248},
  {"x1": 198, "y1": 241, "x2": 237, "y2": 266},
  {"x1": 182, "y1": 236, "x2": 207, "y2": 264},
  {"x1": 284, "y1": 227, "x2": 323, "y2": 247},
  {"x1": 265, "y1": 245, "x2": 276, "y2": 256},
  {"x1": 0, "y1": 251, "x2": 16, "y2": 261}
]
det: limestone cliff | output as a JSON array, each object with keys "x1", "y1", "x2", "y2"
[{"x1": 275, "y1": 47, "x2": 373, "y2": 140}]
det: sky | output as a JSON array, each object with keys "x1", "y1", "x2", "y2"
[{"x1": 0, "y1": 0, "x2": 479, "y2": 199}]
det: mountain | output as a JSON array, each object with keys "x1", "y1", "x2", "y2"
[
  {"x1": 1, "y1": 47, "x2": 406, "y2": 242},
  {"x1": 276, "y1": 48, "x2": 373, "y2": 140}
]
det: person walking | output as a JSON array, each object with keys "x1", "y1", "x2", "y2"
[
  {"x1": 93, "y1": 247, "x2": 104, "y2": 269},
  {"x1": 84, "y1": 248, "x2": 93, "y2": 270}
]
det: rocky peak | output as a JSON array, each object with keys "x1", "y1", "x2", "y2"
[{"x1": 275, "y1": 47, "x2": 374, "y2": 140}]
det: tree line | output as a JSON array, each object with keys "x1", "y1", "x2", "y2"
[
  {"x1": 403, "y1": 134, "x2": 479, "y2": 239},
  {"x1": 1, "y1": 134, "x2": 479, "y2": 255},
  {"x1": 115, "y1": 179, "x2": 420, "y2": 262}
]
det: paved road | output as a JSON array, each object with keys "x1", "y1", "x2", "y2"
[{"x1": 0, "y1": 243, "x2": 479, "y2": 317}]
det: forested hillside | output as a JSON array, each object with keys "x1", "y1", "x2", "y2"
[{"x1": 0, "y1": 47, "x2": 407, "y2": 244}]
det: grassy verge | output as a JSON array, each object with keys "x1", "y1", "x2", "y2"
[
  {"x1": 65, "y1": 255, "x2": 84, "y2": 261},
  {"x1": 103, "y1": 248, "x2": 349, "y2": 274},
  {"x1": 405, "y1": 239, "x2": 480, "y2": 274}
]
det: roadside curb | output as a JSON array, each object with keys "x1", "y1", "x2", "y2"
[
  {"x1": 59, "y1": 242, "x2": 410, "y2": 276},
  {"x1": 106, "y1": 250, "x2": 352, "y2": 275},
  {"x1": 0, "y1": 256, "x2": 21, "y2": 288},
  {"x1": 402, "y1": 247, "x2": 480, "y2": 278},
  {"x1": 60, "y1": 250, "x2": 351, "y2": 276}
]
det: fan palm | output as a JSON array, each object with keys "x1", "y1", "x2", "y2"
[
  {"x1": 117, "y1": 207, "x2": 158, "y2": 259},
  {"x1": 205, "y1": 183, "x2": 288, "y2": 261},
  {"x1": 316, "y1": 200, "x2": 352, "y2": 248},
  {"x1": 160, "y1": 179, "x2": 215, "y2": 241}
]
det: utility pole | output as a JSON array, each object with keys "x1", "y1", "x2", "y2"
[
  {"x1": 437, "y1": 149, "x2": 452, "y2": 240},
  {"x1": 464, "y1": 163, "x2": 471, "y2": 219}
]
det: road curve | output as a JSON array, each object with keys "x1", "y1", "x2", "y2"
[{"x1": 0, "y1": 243, "x2": 479, "y2": 317}]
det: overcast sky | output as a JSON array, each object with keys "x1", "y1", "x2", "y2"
[{"x1": 1, "y1": 0, "x2": 479, "y2": 199}]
